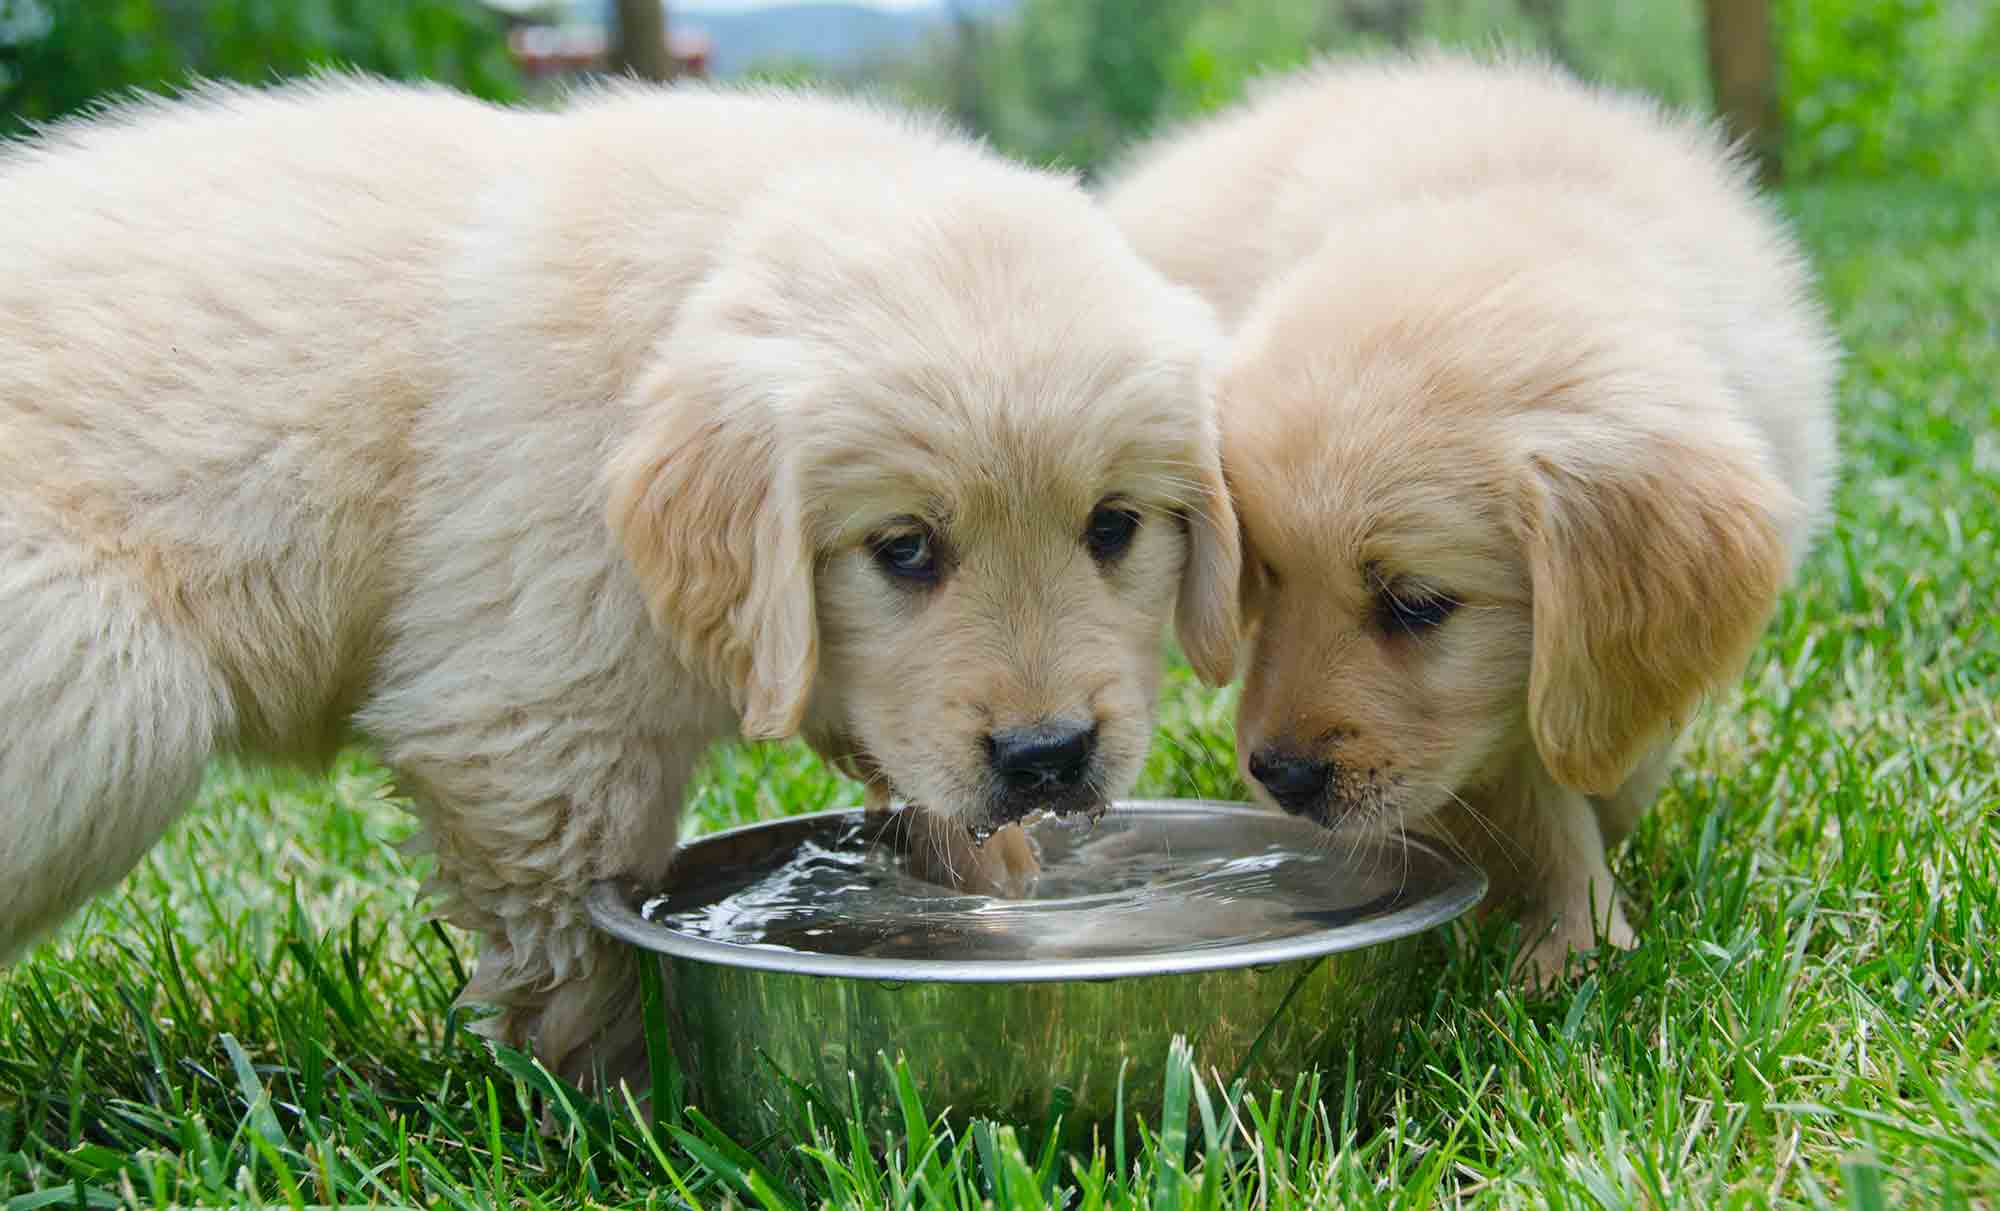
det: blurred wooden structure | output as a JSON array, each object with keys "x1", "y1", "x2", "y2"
[
  {"x1": 506, "y1": 21, "x2": 709, "y2": 82},
  {"x1": 1703, "y1": 0, "x2": 1781, "y2": 184}
]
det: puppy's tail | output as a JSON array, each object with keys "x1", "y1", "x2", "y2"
[{"x1": 0, "y1": 513, "x2": 232, "y2": 963}]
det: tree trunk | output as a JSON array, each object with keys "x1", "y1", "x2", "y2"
[
  {"x1": 1703, "y1": 0, "x2": 1781, "y2": 185},
  {"x1": 1336, "y1": 0, "x2": 1423, "y2": 47},
  {"x1": 945, "y1": 0, "x2": 988, "y2": 133},
  {"x1": 610, "y1": 0, "x2": 675, "y2": 82},
  {"x1": 1517, "y1": 0, "x2": 1576, "y2": 71}
]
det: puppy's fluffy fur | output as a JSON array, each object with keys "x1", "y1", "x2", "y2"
[
  {"x1": 1105, "y1": 55, "x2": 1837, "y2": 981},
  {"x1": 0, "y1": 78, "x2": 1240, "y2": 1079}
]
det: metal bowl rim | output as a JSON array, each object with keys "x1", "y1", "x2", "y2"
[{"x1": 585, "y1": 798, "x2": 1487, "y2": 984}]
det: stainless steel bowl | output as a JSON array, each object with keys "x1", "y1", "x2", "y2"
[{"x1": 587, "y1": 799, "x2": 1485, "y2": 1145}]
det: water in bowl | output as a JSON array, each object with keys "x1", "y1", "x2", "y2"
[{"x1": 640, "y1": 807, "x2": 1458, "y2": 963}]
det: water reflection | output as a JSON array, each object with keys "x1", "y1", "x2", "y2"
[{"x1": 643, "y1": 807, "x2": 1448, "y2": 962}]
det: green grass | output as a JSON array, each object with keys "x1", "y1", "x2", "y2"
[{"x1": 3, "y1": 180, "x2": 1996, "y2": 1208}]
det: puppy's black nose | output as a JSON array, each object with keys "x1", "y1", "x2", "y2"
[
  {"x1": 988, "y1": 721, "x2": 1097, "y2": 791},
  {"x1": 1248, "y1": 748, "x2": 1332, "y2": 814}
]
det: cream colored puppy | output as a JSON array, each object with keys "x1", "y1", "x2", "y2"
[
  {"x1": 0, "y1": 77, "x2": 1241, "y2": 1082},
  {"x1": 1105, "y1": 55, "x2": 1837, "y2": 983}
]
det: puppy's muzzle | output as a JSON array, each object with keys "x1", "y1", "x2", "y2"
[
  {"x1": 1248, "y1": 746, "x2": 1334, "y2": 817},
  {"x1": 985, "y1": 720, "x2": 1100, "y2": 823}
]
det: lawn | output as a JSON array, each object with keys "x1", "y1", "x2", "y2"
[{"x1": 2, "y1": 180, "x2": 1995, "y2": 1209}]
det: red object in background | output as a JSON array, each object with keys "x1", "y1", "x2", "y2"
[{"x1": 508, "y1": 23, "x2": 711, "y2": 79}]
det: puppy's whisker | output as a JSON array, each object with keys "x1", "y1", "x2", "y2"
[
  {"x1": 1413, "y1": 779, "x2": 1527, "y2": 868},
  {"x1": 1396, "y1": 820, "x2": 1411, "y2": 901},
  {"x1": 1371, "y1": 808, "x2": 1396, "y2": 887},
  {"x1": 1356, "y1": 815, "x2": 1380, "y2": 882},
  {"x1": 1418, "y1": 819, "x2": 1483, "y2": 873},
  {"x1": 1342, "y1": 814, "x2": 1369, "y2": 869}
]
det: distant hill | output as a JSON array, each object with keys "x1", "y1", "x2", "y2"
[
  {"x1": 683, "y1": 4, "x2": 935, "y2": 75},
  {"x1": 574, "y1": 2, "x2": 1017, "y2": 77}
]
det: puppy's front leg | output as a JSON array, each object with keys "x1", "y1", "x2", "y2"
[
  {"x1": 1590, "y1": 736, "x2": 1679, "y2": 849},
  {"x1": 1517, "y1": 782, "x2": 1634, "y2": 987},
  {"x1": 388, "y1": 728, "x2": 713, "y2": 1098},
  {"x1": 1443, "y1": 770, "x2": 1634, "y2": 988}
]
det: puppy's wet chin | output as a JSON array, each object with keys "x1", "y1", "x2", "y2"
[
  {"x1": 982, "y1": 786, "x2": 1110, "y2": 830},
  {"x1": 804, "y1": 711, "x2": 1136, "y2": 835},
  {"x1": 879, "y1": 737, "x2": 1124, "y2": 834}
]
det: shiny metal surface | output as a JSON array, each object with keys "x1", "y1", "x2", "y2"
[{"x1": 586, "y1": 800, "x2": 1486, "y2": 1143}]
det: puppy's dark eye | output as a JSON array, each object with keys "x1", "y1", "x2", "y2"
[
  {"x1": 1085, "y1": 500, "x2": 1143, "y2": 563},
  {"x1": 1376, "y1": 585, "x2": 1459, "y2": 635},
  {"x1": 871, "y1": 527, "x2": 939, "y2": 584}
]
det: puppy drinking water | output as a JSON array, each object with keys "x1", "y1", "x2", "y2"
[
  {"x1": 1105, "y1": 55, "x2": 1837, "y2": 983},
  {"x1": 0, "y1": 77, "x2": 1240, "y2": 1083}
]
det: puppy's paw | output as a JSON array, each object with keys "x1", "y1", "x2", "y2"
[{"x1": 1512, "y1": 900, "x2": 1635, "y2": 992}]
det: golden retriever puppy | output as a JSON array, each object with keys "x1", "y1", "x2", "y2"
[
  {"x1": 0, "y1": 77, "x2": 1240, "y2": 1083},
  {"x1": 1104, "y1": 54, "x2": 1837, "y2": 983}
]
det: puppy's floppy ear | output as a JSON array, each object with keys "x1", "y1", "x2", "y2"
[
  {"x1": 1519, "y1": 420, "x2": 1792, "y2": 795},
  {"x1": 1176, "y1": 425, "x2": 1244, "y2": 687},
  {"x1": 606, "y1": 362, "x2": 817, "y2": 739}
]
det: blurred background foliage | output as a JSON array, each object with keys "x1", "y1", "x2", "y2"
[
  {"x1": 1, "y1": 0, "x2": 1994, "y2": 182},
  {"x1": 0, "y1": 0, "x2": 521, "y2": 135},
  {"x1": 1776, "y1": 0, "x2": 2000, "y2": 182},
  {"x1": 881, "y1": 0, "x2": 2000, "y2": 183},
  {"x1": 885, "y1": 0, "x2": 1718, "y2": 177}
]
